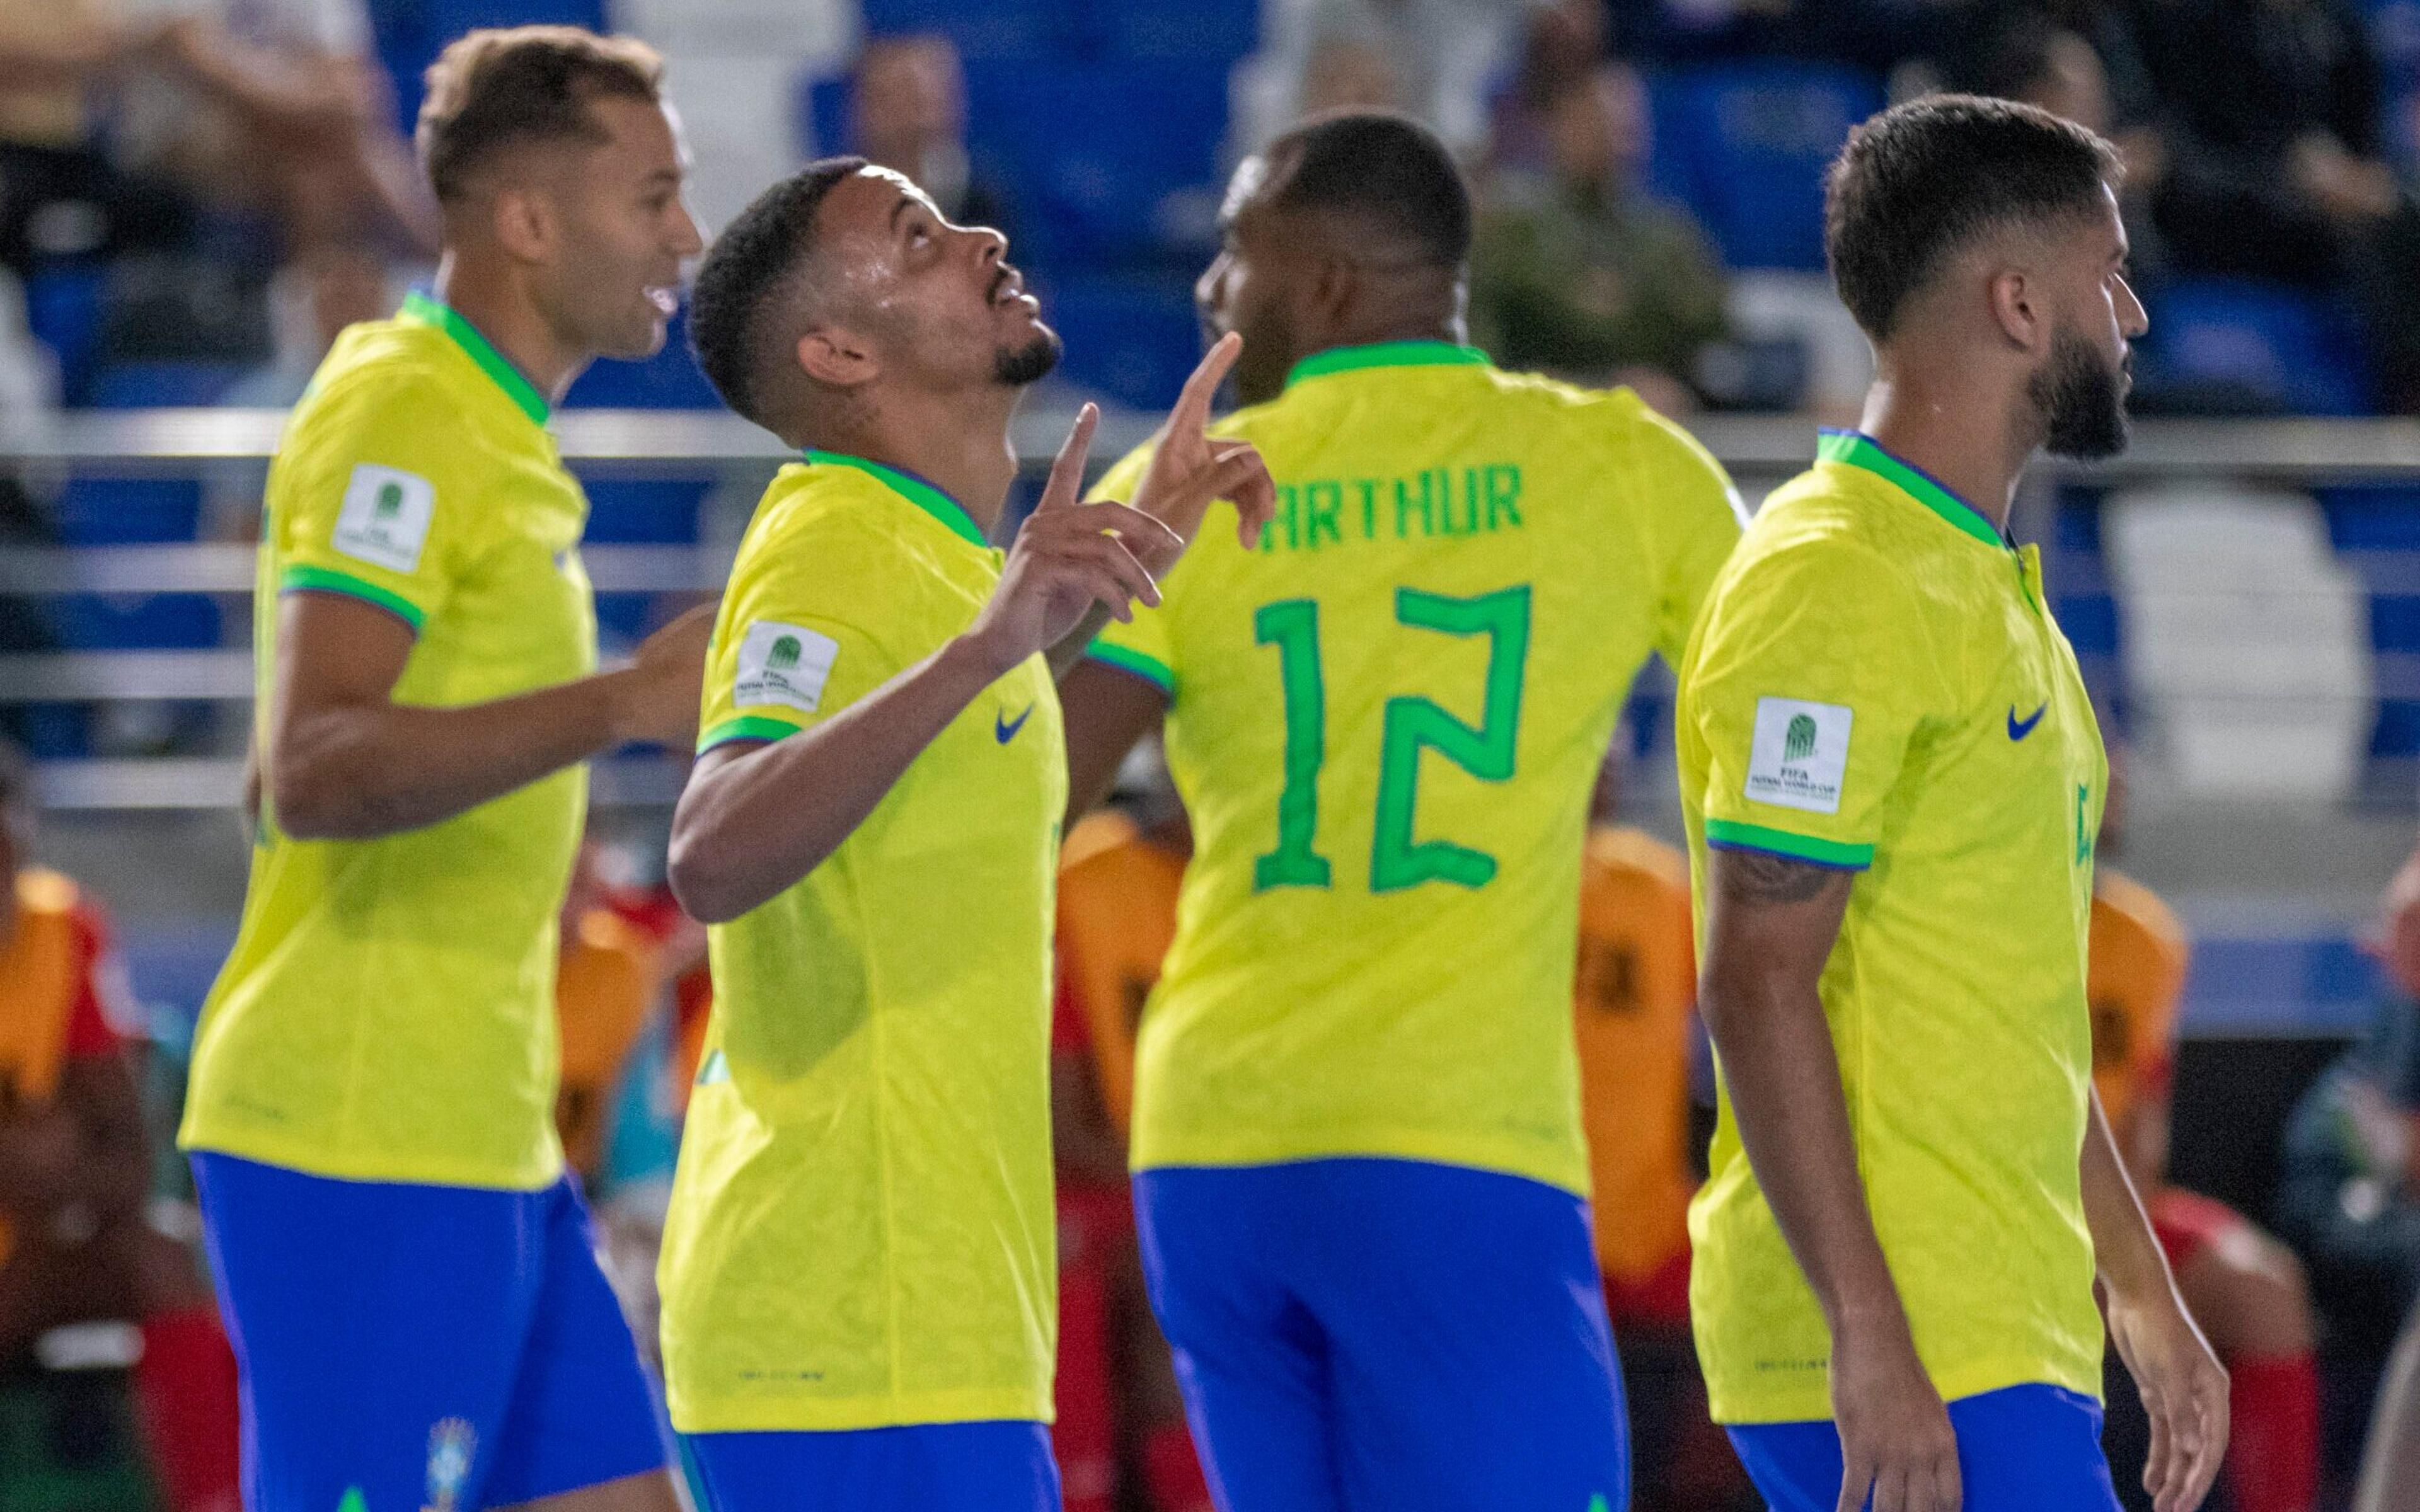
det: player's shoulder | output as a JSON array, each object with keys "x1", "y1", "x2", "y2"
[
  {"x1": 739, "y1": 461, "x2": 910, "y2": 566},
  {"x1": 287, "y1": 319, "x2": 485, "y2": 456},
  {"x1": 1585, "y1": 826, "x2": 1688, "y2": 890},
  {"x1": 2094, "y1": 868, "x2": 2189, "y2": 954}
]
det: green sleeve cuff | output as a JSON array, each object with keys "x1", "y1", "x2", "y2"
[
  {"x1": 1086, "y1": 639, "x2": 1174, "y2": 696},
  {"x1": 1702, "y1": 818, "x2": 1874, "y2": 871},
  {"x1": 698, "y1": 714, "x2": 807, "y2": 753},
  {"x1": 279, "y1": 564, "x2": 427, "y2": 631}
]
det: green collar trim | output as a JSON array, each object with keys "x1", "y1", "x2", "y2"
[
  {"x1": 803, "y1": 449, "x2": 989, "y2": 547},
  {"x1": 1284, "y1": 340, "x2": 1490, "y2": 389},
  {"x1": 399, "y1": 291, "x2": 550, "y2": 426},
  {"x1": 1816, "y1": 429, "x2": 2005, "y2": 549}
]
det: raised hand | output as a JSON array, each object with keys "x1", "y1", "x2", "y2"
[
  {"x1": 1127, "y1": 332, "x2": 1276, "y2": 571},
  {"x1": 965, "y1": 403, "x2": 1184, "y2": 677}
]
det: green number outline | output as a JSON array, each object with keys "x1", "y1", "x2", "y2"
[
  {"x1": 1253, "y1": 598, "x2": 1333, "y2": 888},
  {"x1": 1370, "y1": 585, "x2": 1531, "y2": 891}
]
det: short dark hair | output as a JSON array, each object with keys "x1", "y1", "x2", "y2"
[
  {"x1": 688, "y1": 158, "x2": 868, "y2": 430},
  {"x1": 418, "y1": 26, "x2": 666, "y2": 204},
  {"x1": 1824, "y1": 93, "x2": 2121, "y2": 340},
  {"x1": 1262, "y1": 110, "x2": 1473, "y2": 269}
]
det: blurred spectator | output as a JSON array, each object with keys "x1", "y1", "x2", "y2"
[
  {"x1": 2133, "y1": 0, "x2": 2420, "y2": 411},
  {"x1": 1488, "y1": 0, "x2": 1608, "y2": 175},
  {"x1": 1055, "y1": 765, "x2": 1213, "y2": 1512},
  {"x1": 0, "y1": 13, "x2": 195, "y2": 278},
  {"x1": 1955, "y1": 14, "x2": 2170, "y2": 289},
  {"x1": 2358, "y1": 1305, "x2": 2420, "y2": 1512},
  {"x1": 553, "y1": 837, "x2": 662, "y2": 1192},
  {"x1": 851, "y1": 35, "x2": 1016, "y2": 241},
  {"x1": 0, "y1": 739, "x2": 237, "y2": 1512},
  {"x1": 113, "y1": 0, "x2": 434, "y2": 260},
  {"x1": 2088, "y1": 850, "x2": 2320, "y2": 1512},
  {"x1": 1235, "y1": 0, "x2": 1537, "y2": 158},
  {"x1": 2276, "y1": 956, "x2": 2420, "y2": 1484},
  {"x1": 1470, "y1": 61, "x2": 1727, "y2": 411}
]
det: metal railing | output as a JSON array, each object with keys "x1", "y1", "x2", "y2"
[{"x1": 7, "y1": 406, "x2": 2420, "y2": 808}]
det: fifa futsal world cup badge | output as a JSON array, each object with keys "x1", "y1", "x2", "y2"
[{"x1": 422, "y1": 1418, "x2": 476, "y2": 1512}]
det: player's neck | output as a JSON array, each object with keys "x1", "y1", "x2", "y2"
[
  {"x1": 806, "y1": 384, "x2": 1022, "y2": 534},
  {"x1": 1855, "y1": 370, "x2": 2037, "y2": 536},
  {"x1": 432, "y1": 255, "x2": 589, "y2": 407}
]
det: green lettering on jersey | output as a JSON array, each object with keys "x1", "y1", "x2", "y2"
[
  {"x1": 1355, "y1": 478, "x2": 1381, "y2": 540},
  {"x1": 1305, "y1": 480, "x2": 1343, "y2": 548},
  {"x1": 1245, "y1": 466, "x2": 1524, "y2": 552},
  {"x1": 1485, "y1": 464, "x2": 1523, "y2": 529},
  {"x1": 1394, "y1": 472, "x2": 1434, "y2": 539}
]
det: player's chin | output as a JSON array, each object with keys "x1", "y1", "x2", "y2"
[{"x1": 993, "y1": 322, "x2": 1063, "y2": 387}]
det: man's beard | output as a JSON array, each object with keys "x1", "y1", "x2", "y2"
[
  {"x1": 994, "y1": 327, "x2": 1063, "y2": 386},
  {"x1": 2031, "y1": 326, "x2": 2130, "y2": 460}
]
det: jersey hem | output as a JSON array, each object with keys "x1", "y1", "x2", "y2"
[
  {"x1": 176, "y1": 1126, "x2": 562, "y2": 1193},
  {"x1": 1085, "y1": 641, "x2": 1174, "y2": 696},
  {"x1": 667, "y1": 1385, "x2": 1052, "y2": 1435},
  {"x1": 1130, "y1": 1126, "x2": 1589, "y2": 1198},
  {"x1": 1702, "y1": 818, "x2": 1874, "y2": 870},
  {"x1": 279, "y1": 565, "x2": 428, "y2": 632},
  {"x1": 1707, "y1": 1353, "x2": 2103, "y2": 1426}
]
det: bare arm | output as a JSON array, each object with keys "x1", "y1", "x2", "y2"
[
  {"x1": 2084, "y1": 1089, "x2": 2231, "y2": 1512},
  {"x1": 1059, "y1": 659, "x2": 1168, "y2": 828},
  {"x1": 268, "y1": 594, "x2": 709, "y2": 840},
  {"x1": 666, "y1": 410, "x2": 1173, "y2": 925},
  {"x1": 1698, "y1": 845, "x2": 1960, "y2": 1512},
  {"x1": 667, "y1": 637, "x2": 1018, "y2": 924}
]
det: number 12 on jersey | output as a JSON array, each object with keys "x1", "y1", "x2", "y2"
[{"x1": 1253, "y1": 585, "x2": 1531, "y2": 895}]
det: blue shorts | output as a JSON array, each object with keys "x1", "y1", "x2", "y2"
[
  {"x1": 1726, "y1": 1383, "x2": 2121, "y2": 1512},
  {"x1": 1135, "y1": 1157, "x2": 1627, "y2": 1512},
  {"x1": 684, "y1": 1421, "x2": 1059, "y2": 1512},
  {"x1": 192, "y1": 1152, "x2": 666, "y2": 1512}
]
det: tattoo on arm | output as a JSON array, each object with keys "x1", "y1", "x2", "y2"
[{"x1": 1715, "y1": 849, "x2": 1839, "y2": 905}]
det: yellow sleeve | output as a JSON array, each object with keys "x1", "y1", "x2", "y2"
[
  {"x1": 1625, "y1": 405, "x2": 1748, "y2": 665},
  {"x1": 1683, "y1": 536, "x2": 1932, "y2": 870},
  {"x1": 270, "y1": 373, "x2": 485, "y2": 633},
  {"x1": 1081, "y1": 439, "x2": 1175, "y2": 697},
  {"x1": 696, "y1": 515, "x2": 909, "y2": 753}
]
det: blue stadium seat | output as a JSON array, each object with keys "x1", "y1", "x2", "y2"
[
  {"x1": 2321, "y1": 487, "x2": 2420, "y2": 762},
  {"x1": 377, "y1": 0, "x2": 610, "y2": 132},
  {"x1": 2140, "y1": 279, "x2": 2373, "y2": 416},
  {"x1": 1080, "y1": 0, "x2": 1258, "y2": 61},
  {"x1": 563, "y1": 309, "x2": 720, "y2": 409},
  {"x1": 804, "y1": 59, "x2": 1228, "y2": 271},
  {"x1": 861, "y1": 0, "x2": 1075, "y2": 60},
  {"x1": 1040, "y1": 276, "x2": 1202, "y2": 410},
  {"x1": 85, "y1": 362, "x2": 246, "y2": 409},
  {"x1": 964, "y1": 59, "x2": 1227, "y2": 270},
  {"x1": 1645, "y1": 64, "x2": 1882, "y2": 271},
  {"x1": 24, "y1": 266, "x2": 105, "y2": 406}
]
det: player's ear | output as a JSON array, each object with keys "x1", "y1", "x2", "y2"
[
  {"x1": 796, "y1": 323, "x2": 879, "y2": 389},
  {"x1": 488, "y1": 182, "x2": 555, "y2": 266},
  {"x1": 1306, "y1": 251, "x2": 1358, "y2": 331},
  {"x1": 1986, "y1": 266, "x2": 2041, "y2": 354}
]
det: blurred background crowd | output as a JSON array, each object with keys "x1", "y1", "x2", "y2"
[{"x1": 3, "y1": 1, "x2": 2420, "y2": 1511}]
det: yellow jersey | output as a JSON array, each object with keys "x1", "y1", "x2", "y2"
[
  {"x1": 2089, "y1": 870, "x2": 2189, "y2": 1132},
  {"x1": 1087, "y1": 341, "x2": 1743, "y2": 1194},
  {"x1": 658, "y1": 452, "x2": 1065, "y2": 1433},
  {"x1": 1576, "y1": 827, "x2": 1698, "y2": 1285},
  {"x1": 181, "y1": 292, "x2": 594, "y2": 1190},
  {"x1": 1678, "y1": 428, "x2": 2108, "y2": 1423}
]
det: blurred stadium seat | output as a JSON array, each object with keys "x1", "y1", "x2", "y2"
[
  {"x1": 1038, "y1": 276, "x2": 1202, "y2": 410},
  {"x1": 2139, "y1": 280, "x2": 2377, "y2": 417},
  {"x1": 861, "y1": 0, "x2": 1073, "y2": 60},
  {"x1": 1646, "y1": 64, "x2": 1882, "y2": 272}
]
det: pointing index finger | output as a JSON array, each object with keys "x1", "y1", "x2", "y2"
[
  {"x1": 1040, "y1": 402, "x2": 1100, "y2": 512},
  {"x1": 1170, "y1": 332, "x2": 1242, "y2": 438}
]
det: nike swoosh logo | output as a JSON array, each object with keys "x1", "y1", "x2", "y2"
[
  {"x1": 996, "y1": 702, "x2": 1035, "y2": 744},
  {"x1": 2008, "y1": 702, "x2": 2048, "y2": 741}
]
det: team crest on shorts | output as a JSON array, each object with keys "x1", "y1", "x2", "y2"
[{"x1": 423, "y1": 1417, "x2": 476, "y2": 1512}]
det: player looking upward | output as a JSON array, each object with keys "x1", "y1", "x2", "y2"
[
  {"x1": 178, "y1": 26, "x2": 710, "y2": 1512},
  {"x1": 1677, "y1": 95, "x2": 2227, "y2": 1512},
  {"x1": 1055, "y1": 109, "x2": 1746, "y2": 1511},
  {"x1": 662, "y1": 158, "x2": 1267, "y2": 1512}
]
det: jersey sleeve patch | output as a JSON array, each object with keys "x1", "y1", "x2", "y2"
[
  {"x1": 734, "y1": 621, "x2": 842, "y2": 714},
  {"x1": 330, "y1": 464, "x2": 437, "y2": 573},
  {"x1": 1744, "y1": 697, "x2": 1853, "y2": 815}
]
